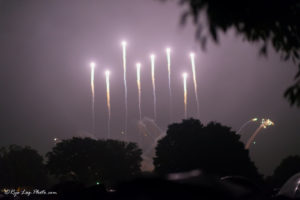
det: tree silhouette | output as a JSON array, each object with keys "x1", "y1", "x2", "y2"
[
  {"x1": 163, "y1": 0, "x2": 300, "y2": 106},
  {"x1": 46, "y1": 137, "x2": 142, "y2": 186},
  {"x1": 268, "y1": 155, "x2": 300, "y2": 188},
  {"x1": 154, "y1": 119, "x2": 262, "y2": 182},
  {"x1": 0, "y1": 145, "x2": 48, "y2": 187}
]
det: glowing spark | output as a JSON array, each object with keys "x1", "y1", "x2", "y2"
[
  {"x1": 121, "y1": 41, "x2": 128, "y2": 134},
  {"x1": 264, "y1": 119, "x2": 274, "y2": 126},
  {"x1": 183, "y1": 73, "x2": 188, "y2": 119},
  {"x1": 236, "y1": 117, "x2": 259, "y2": 134},
  {"x1": 150, "y1": 54, "x2": 157, "y2": 120},
  {"x1": 189, "y1": 52, "x2": 199, "y2": 118},
  {"x1": 136, "y1": 63, "x2": 142, "y2": 120},
  {"x1": 90, "y1": 62, "x2": 96, "y2": 134},
  {"x1": 105, "y1": 70, "x2": 111, "y2": 138},
  {"x1": 166, "y1": 47, "x2": 172, "y2": 121},
  {"x1": 246, "y1": 118, "x2": 274, "y2": 149},
  {"x1": 53, "y1": 137, "x2": 61, "y2": 144},
  {"x1": 252, "y1": 118, "x2": 258, "y2": 122}
]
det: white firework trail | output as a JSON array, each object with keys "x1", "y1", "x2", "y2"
[
  {"x1": 136, "y1": 63, "x2": 142, "y2": 120},
  {"x1": 189, "y1": 52, "x2": 199, "y2": 118},
  {"x1": 105, "y1": 70, "x2": 111, "y2": 138},
  {"x1": 183, "y1": 73, "x2": 188, "y2": 119},
  {"x1": 90, "y1": 62, "x2": 96, "y2": 134},
  {"x1": 166, "y1": 47, "x2": 172, "y2": 121},
  {"x1": 121, "y1": 41, "x2": 128, "y2": 134},
  {"x1": 150, "y1": 54, "x2": 157, "y2": 120}
]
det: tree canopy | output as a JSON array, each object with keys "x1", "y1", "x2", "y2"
[
  {"x1": 165, "y1": 0, "x2": 300, "y2": 106},
  {"x1": 46, "y1": 137, "x2": 143, "y2": 186},
  {"x1": 0, "y1": 145, "x2": 47, "y2": 187},
  {"x1": 154, "y1": 119, "x2": 262, "y2": 182}
]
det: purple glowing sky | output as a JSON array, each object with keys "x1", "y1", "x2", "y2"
[{"x1": 0, "y1": 0, "x2": 299, "y2": 175}]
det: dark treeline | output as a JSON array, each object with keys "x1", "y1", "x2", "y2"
[{"x1": 0, "y1": 119, "x2": 299, "y2": 199}]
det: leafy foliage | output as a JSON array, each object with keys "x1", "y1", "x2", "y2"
[
  {"x1": 165, "y1": 0, "x2": 300, "y2": 106},
  {"x1": 46, "y1": 137, "x2": 142, "y2": 186},
  {"x1": 0, "y1": 145, "x2": 48, "y2": 187},
  {"x1": 154, "y1": 119, "x2": 262, "y2": 181}
]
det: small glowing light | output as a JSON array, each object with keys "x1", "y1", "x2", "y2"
[
  {"x1": 189, "y1": 52, "x2": 195, "y2": 58},
  {"x1": 252, "y1": 118, "x2": 258, "y2": 122},
  {"x1": 150, "y1": 54, "x2": 155, "y2": 59},
  {"x1": 90, "y1": 62, "x2": 96, "y2": 68},
  {"x1": 265, "y1": 119, "x2": 274, "y2": 126},
  {"x1": 136, "y1": 62, "x2": 141, "y2": 68},
  {"x1": 53, "y1": 138, "x2": 61, "y2": 144},
  {"x1": 166, "y1": 47, "x2": 171, "y2": 53},
  {"x1": 105, "y1": 70, "x2": 110, "y2": 76},
  {"x1": 121, "y1": 41, "x2": 127, "y2": 46},
  {"x1": 183, "y1": 72, "x2": 188, "y2": 78},
  {"x1": 261, "y1": 118, "x2": 274, "y2": 128},
  {"x1": 96, "y1": 182, "x2": 100, "y2": 185},
  {"x1": 253, "y1": 141, "x2": 256, "y2": 144}
]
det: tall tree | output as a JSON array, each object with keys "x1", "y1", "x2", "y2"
[
  {"x1": 46, "y1": 137, "x2": 142, "y2": 186},
  {"x1": 162, "y1": 0, "x2": 300, "y2": 106},
  {"x1": 154, "y1": 119, "x2": 262, "y2": 182},
  {"x1": 0, "y1": 145, "x2": 48, "y2": 187}
]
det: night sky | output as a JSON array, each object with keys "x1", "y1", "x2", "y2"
[{"x1": 0, "y1": 0, "x2": 299, "y2": 175}]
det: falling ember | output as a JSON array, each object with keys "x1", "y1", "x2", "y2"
[
  {"x1": 189, "y1": 52, "x2": 199, "y2": 118},
  {"x1": 246, "y1": 118, "x2": 274, "y2": 149},
  {"x1": 136, "y1": 63, "x2": 142, "y2": 120},
  {"x1": 166, "y1": 48, "x2": 172, "y2": 121},
  {"x1": 183, "y1": 73, "x2": 188, "y2": 119},
  {"x1": 90, "y1": 62, "x2": 96, "y2": 134},
  {"x1": 121, "y1": 41, "x2": 128, "y2": 134},
  {"x1": 150, "y1": 54, "x2": 157, "y2": 120},
  {"x1": 105, "y1": 70, "x2": 111, "y2": 138}
]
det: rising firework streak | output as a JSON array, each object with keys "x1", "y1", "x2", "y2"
[
  {"x1": 150, "y1": 54, "x2": 157, "y2": 120},
  {"x1": 105, "y1": 70, "x2": 111, "y2": 138},
  {"x1": 90, "y1": 62, "x2": 96, "y2": 134},
  {"x1": 166, "y1": 47, "x2": 172, "y2": 121},
  {"x1": 121, "y1": 41, "x2": 128, "y2": 134},
  {"x1": 189, "y1": 52, "x2": 199, "y2": 118},
  {"x1": 136, "y1": 63, "x2": 142, "y2": 120},
  {"x1": 183, "y1": 73, "x2": 188, "y2": 119}
]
